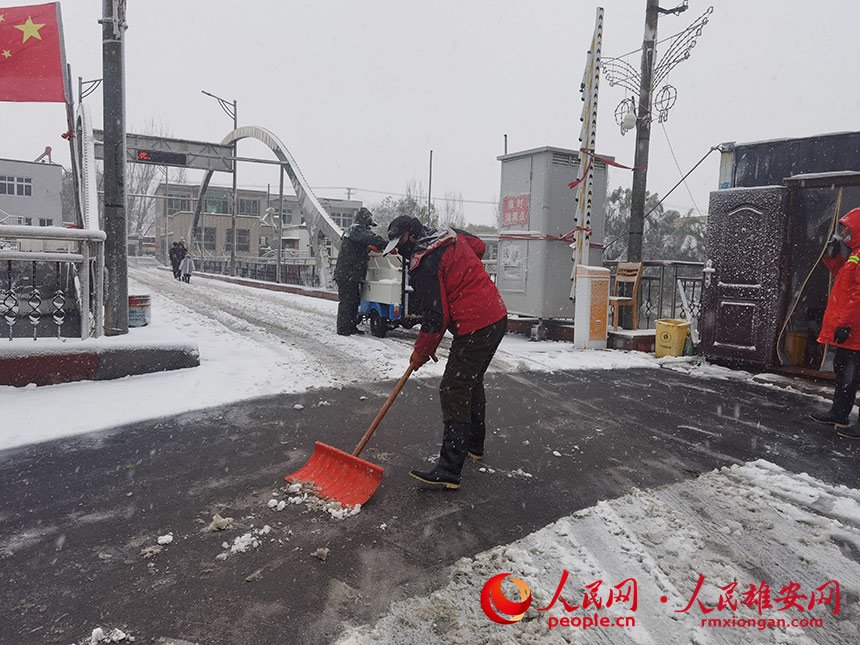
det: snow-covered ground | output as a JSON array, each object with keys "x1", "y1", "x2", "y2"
[
  {"x1": 3, "y1": 268, "x2": 858, "y2": 645},
  {"x1": 1, "y1": 266, "x2": 667, "y2": 451},
  {"x1": 337, "y1": 460, "x2": 860, "y2": 644}
]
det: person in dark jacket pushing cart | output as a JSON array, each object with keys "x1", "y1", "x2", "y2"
[
  {"x1": 333, "y1": 208, "x2": 387, "y2": 336},
  {"x1": 384, "y1": 215, "x2": 508, "y2": 489}
]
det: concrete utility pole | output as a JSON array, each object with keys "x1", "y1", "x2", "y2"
[
  {"x1": 101, "y1": 0, "x2": 128, "y2": 335},
  {"x1": 627, "y1": 0, "x2": 659, "y2": 264}
]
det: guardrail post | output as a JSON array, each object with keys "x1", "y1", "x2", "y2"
[
  {"x1": 80, "y1": 241, "x2": 91, "y2": 339},
  {"x1": 95, "y1": 240, "x2": 105, "y2": 337}
]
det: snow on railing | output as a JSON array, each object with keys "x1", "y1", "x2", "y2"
[{"x1": 0, "y1": 225, "x2": 106, "y2": 340}]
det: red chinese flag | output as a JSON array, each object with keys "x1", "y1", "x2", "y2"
[{"x1": 0, "y1": 2, "x2": 66, "y2": 102}]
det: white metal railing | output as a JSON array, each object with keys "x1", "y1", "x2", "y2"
[{"x1": 0, "y1": 224, "x2": 106, "y2": 340}]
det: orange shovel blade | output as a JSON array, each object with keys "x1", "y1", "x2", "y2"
[{"x1": 285, "y1": 441, "x2": 384, "y2": 507}]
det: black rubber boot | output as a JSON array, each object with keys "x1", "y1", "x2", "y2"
[
  {"x1": 808, "y1": 410, "x2": 850, "y2": 428},
  {"x1": 410, "y1": 422, "x2": 469, "y2": 489},
  {"x1": 466, "y1": 400, "x2": 486, "y2": 461},
  {"x1": 837, "y1": 426, "x2": 860, "y2": 439}
]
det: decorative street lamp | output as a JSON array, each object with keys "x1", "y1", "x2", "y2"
[
  {"x1": 602, "y1": 1, "x2": 713, "y2": 261},
  {"x1": 202, "y1": 90, "x2": 238, "y2": 275}
]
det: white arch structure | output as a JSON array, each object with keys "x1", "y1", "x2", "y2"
[{"x1": 189, "y1": 125, "x2": 344, "y2": 286}]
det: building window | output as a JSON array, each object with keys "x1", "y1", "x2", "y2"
[
  {"x1": 204, "y1": 191, "x2": 229, "y2": 214},
  {"x1": 237, "y1": 228, "x2": 250, "y2": 252},
  {"x1": 0, "y1": 176, "x2": 32, "y2": 196},
  {"x1": 167, "y1": 193, "x2": 191, "y2": 215},
  {"x1": 226, "y1": 228, "x2": 251, "y2": 252},
  {"x1": 330, "y1": 211, "x2": 354, "y2": 228},
  {"x1": 22, "y1": 217, "x2": 32, "y2": 226},
  {"x1": 38, "y1": 218, "x2": 51, "y2": 227},
  {"x1": 203, "y1": 227, "x2": 216, "y2": 250},
  {"x1": 238, "y1": 199, "x2": 259, "y2": 217}
]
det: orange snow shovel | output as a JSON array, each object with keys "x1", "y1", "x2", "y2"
[{"x1": 285, "y1": 365, "x2": 415, "y2": 507}]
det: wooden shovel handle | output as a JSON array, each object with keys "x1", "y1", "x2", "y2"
[{"x1": 352, "y1": 365, "x2": 414, "y2": 457}]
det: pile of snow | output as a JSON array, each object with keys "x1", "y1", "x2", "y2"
[
  {"x1": 216, "y1": 525, "x2": 272, "y2": 559},
  {"x1": 277, "y1": 481, "x2": 362, "y2": 520},
  {"x1": 337, "y1": 460, "x2": 860, "y2": 644},
  {"x1": 88, "y1": 627, "x2": 132, "y2": 644}
]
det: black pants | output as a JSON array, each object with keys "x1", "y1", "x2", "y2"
[
  {"x1": 171, "y1": 262, "x2": 180, "y2": 279},
  {"x1": 439, "y1": 317, "x2": 507, "y2": 423},
  {"x1": 831, "y1": 346, "x2": 860, "y2": 419},
  {"x1": 336, "y1": 279, "x2": 362, "y2": 334}
]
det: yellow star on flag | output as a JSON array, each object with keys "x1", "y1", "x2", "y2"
[
  {"x1": 15, "y1": 16, "x2": 46, "y2": 43},
  {"x1": 1, "y1": 50, "x2": 11, "y2": 59}
]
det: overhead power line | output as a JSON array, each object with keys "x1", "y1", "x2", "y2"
[{"x1": 310, "y1": 187, "x2": 498, "y2": 205}]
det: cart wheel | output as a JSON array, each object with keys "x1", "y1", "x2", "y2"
[{"x1": 369, "y1": 311, "x2": 387, "y2": 338}]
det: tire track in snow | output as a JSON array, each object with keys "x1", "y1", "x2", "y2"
[{"x1": 129, "y1": 267, "x2": 410, "y2": 386}]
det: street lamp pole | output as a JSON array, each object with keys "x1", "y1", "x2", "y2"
[{"x1": 202, "y1": 90, "x2": 238, "y2": 275}]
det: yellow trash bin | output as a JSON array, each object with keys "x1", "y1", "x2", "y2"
[{"x1": 655, "y1": 319, "x2": 691, "y2": 358}]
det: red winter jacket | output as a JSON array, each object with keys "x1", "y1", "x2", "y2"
[
  {"x1": 408, "y1": 228, "x2": 507, "y2": 357},
  {"x1": 818, "y1": 207, "x2": 860, "y2": 350}
]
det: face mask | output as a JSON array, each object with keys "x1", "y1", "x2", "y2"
[{"x1": 398, "y1": 238, "x2": 416, "y2": 258}]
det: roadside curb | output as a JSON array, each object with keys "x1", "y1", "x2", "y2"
[{"x1": 0, "y1": 343, "x2": 199, "y2": 387}]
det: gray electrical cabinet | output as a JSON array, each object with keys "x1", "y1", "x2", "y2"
[{"x1": 495, "y1": 146, "x2": 609, "y2": 318}]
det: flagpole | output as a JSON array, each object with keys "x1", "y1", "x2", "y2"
[{"x1": 54, "y1": 3, "x2": 82, "y2": 229}]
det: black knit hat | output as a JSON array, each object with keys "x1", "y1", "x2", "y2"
[{"x1": 383, "y1": 216, "x2": 424, "y2": 255}]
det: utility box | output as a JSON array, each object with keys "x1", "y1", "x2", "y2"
[
  {"x1": 495, "y1": 146, "x2": 610, "y2": 318},
  {"x1": 573, "y1": 265, "x2": 610, "y2": 349}
]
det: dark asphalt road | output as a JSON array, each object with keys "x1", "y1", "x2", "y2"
[{"x1": 0, "y1": 367, "x2": 857, "y2": 644}]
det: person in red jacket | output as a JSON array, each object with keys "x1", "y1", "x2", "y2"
[
  {"x1": 809, "y1": 207, "x2": 860, "y2": 439},
  {"x1": 383, "y1": 216, "x2": 508, "y2": 487}
]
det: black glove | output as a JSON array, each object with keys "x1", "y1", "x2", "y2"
[
  {"x1": 826, "y1": 234, "x2": 844, "y2": 259},
  {"x1": 834, "y1": 327, "x2": 851, "y2": 344}
]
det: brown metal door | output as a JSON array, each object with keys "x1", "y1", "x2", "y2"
[{"x1": 700, "y1": 187, "x2": 788, "y2": 368}]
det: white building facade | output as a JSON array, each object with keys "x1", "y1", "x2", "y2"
[{"x1": 0, "y1": 158, "x2": 63, "y2": 227}]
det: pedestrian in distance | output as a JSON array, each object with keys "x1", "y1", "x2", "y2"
[
  {"x1": 169, "y1": 242, "x2": 181, "y2": 279},
  {"x1": 809, "y1": 207, "x2": 860, "y2": 439},
  {"x1": 383, "y1": 215, "x2": 508, "y2": 489},
  {"x1": 179, "y1": 253, "x2": 195, "y2": 284},
  {"x1": 333, "y1": 207, "x2": 387, "y2": 336}
]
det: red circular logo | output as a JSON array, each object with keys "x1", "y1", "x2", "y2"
[{"x1": 480, "y1": 573, "x2": 532, "y2": 624}]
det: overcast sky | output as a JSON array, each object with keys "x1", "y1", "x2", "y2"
[{"x1": 4, "y1": 0, "x2": 859, "y2": 227}]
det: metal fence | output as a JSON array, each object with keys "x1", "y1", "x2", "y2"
[
  {"x1": 0, "y1": 225, "x2": 106, "y2": 340},
  {"x1": 195, "y1": 254, "x2": 318, "y2": 287},
  {"x1": 606, "y1": 260, "x2": 705, "y2": 330}
]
